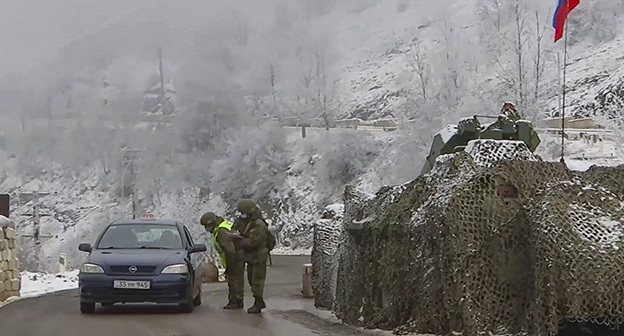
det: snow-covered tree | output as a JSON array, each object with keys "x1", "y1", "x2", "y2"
[{"x1": 209, "y1": 122, "x2": 292, "y2": 206}]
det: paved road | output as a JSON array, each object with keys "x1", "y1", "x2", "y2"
[{"x1": 0, "y1": 255, "x2": 386, "y2": 336}]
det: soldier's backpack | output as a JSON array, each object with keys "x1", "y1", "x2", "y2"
[
  {"x1": 261, "y1": 219, "x2": 276, "y2": 251},
  {"x1": 267, "y1": 230, "x2": 276, "y2": 251}
]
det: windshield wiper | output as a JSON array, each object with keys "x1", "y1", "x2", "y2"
[{"x1": 139, "y1": 246, "x2": 169, "y2": 249}]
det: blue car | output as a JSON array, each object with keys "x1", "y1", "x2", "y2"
[{"x1": 77, "y1": 218, "x2": 207, "y2": 314}]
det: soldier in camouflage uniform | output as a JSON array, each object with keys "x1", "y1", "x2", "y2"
[
  {"x1": 200, "y1": 212, "x2": 245, "y2": 309},
  {"x1": 500, "y1": 101, "x2": 522, "y2": 121},
  {"x1": 483, "y1": 101, "x2": 523, "y2": 134},
  {"x1": 233, "y1": 199, "x2": 271, "y2": 314}
]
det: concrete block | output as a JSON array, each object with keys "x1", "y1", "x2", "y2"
[
  {"x1": 8, "y1": 239, "x2": 14, "y2": 249},
  {"x1": 302, "y1": 263, "x2": 314, "y2": 298},
  {"x1": 199, "y1": 262, "x2": 219, "y2": 283},
  {"x1": 0, "y1": 239, "x2": 6, "y2": 250},
  {"x1": 8, "y1": 258, "x2": 18, "y2": 271},
  {"x1": 0, "y1": 279, "x2": 4, "y2": 292},
  {"x1": 9, "y1": 290, "x2": 19, "y2": 298},
  {"x1": 0, "y1": 291, "x2": 6, "y2": 302},
  {"x1": 10, "y1": 279, "x2": 20, "y2": 291},
  {"x1": 0, "y1": 261, "x2": 6, "y2": 271},
  {"x1": 0, "y1": 271, "x2": 6, "y2": 282},
  {"x1": 2, "y1": 249, "x2": 13, "y2": 261},
  {"x1": 4, "y1": 228, "x2": 15, "y2": 240},
  {"x1": 3, "y1": 280, "x2": 9, "y2": 292}
]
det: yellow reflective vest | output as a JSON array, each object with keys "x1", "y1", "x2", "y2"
[{"x1": 212, "y1": 220, "x2": 233, "y2": 268}]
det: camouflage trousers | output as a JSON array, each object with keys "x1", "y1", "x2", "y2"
[
  {"x1": 227, "y1": 260, "x2": 267, "y2": 300},
  {"x1": 227, "y1": 259, "x2": 245, "y2": 302},
  {"x1": 246, "y1": 262, "x2": 267, "y2": 298}
]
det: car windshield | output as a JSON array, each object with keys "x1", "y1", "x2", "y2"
[{"x1": 96, "y1": 224, "x2": 183, "y2": 250}]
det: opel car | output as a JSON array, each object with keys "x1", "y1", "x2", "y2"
[{"x1": 77, "y1": 218, "x2": 206, "y2": 314}]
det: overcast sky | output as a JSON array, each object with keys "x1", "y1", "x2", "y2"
[{"x1": 0, "y1": 0, "x2": 149, "y2": 75}]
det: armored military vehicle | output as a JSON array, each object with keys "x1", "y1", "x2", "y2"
[{"x1": 420, "y1": 102, "x2": 541, "y2": 175}]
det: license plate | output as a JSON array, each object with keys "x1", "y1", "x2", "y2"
[{"x1": 113, "y1": 280, "x2": 151, "y2": 290}]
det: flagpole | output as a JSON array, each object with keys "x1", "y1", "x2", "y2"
[{"x1": 560, "y1": 3, "x2": 568, "y2": 164}]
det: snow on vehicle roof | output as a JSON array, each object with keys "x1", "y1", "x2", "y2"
[{"x1": 435, "y1": 124, "x2": 458, "y2": 143}]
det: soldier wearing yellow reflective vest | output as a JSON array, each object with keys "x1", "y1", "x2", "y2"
[{"x1": 200, "y1": 212, "x2": 244, "y2": 309}]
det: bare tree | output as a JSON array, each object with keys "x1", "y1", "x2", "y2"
[
  {"x1": 311, "y1": 49, "x2": 336, "y2": 130},
  {"x1": 512, "y1": 0, "x2": 527, "y2": 110},
  {"x1": 269, "y1": 63, "x2": 278, "y2": 119},
  {"x1": 410, "y1": 40, "x2": 431, "y2": 102},
  {"x1": 533, "y1": 10, "x2": 547, "y2": 105},
  {"x1": 435, "y1": 13, "x2": 465, "y2": 110},
  {"x1": 292, "y1": 43, "x2": 338, "y2": 129}
]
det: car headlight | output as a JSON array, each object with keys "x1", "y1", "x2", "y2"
[
  {"x1": 80, "y1": 263, "x2": 105, "y2": 274},
  {"x1": 161, "y1": 264, "x2": 188, "y2": 274}
]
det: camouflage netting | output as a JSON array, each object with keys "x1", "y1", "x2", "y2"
[
  {"x1": 311, "y1": 205, "x2": 343, "y2": 309},
  {"x1": 311, "y1": 139, "x2": 624, "y2": 336}
]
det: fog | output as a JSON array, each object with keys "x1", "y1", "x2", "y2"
[
  {"x1": 0, "y1": 0, "x2": 361, "y2": 110},
  {"x1": 2, "y1": 0, "x2": 624, "y2": 270},
  {"x1": 0, "y1": 0, "x2": 144, "y2": 75}
]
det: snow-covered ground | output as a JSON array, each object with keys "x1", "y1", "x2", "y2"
[
  {"x1": 0, "y1": 270, "x2": 79, "y2": 308},
  {"x1": 19, "y1": 270, "x2": 79, "y2": 299},
  {"x1": 536, "y1": 132, "x2": 624, "y2": 171},
  {"x1": 272, "y1": 247, "x2": 312, "y2": 256}
]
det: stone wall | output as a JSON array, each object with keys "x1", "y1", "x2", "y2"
[{"x1": 0, "y1": 226, "x2": 20, "y2": 302}]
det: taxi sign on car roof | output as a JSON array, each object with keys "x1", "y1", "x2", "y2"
[{"x1": 141, "y1": 213, "x2": 156, "y2": 219}]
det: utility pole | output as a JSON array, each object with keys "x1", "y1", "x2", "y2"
[
  {"x1": 560, "y1": 13, "x2": 568, "y2": 163},
  {"x1": 120, "y1": 147, "x2": 143, "y2": 219},
  {"x1": 19, "y1": 190, "x2": 54, "y2": 270},
  {"x1": 158, "y1": 47, "x2": 165, "y2": 100}
]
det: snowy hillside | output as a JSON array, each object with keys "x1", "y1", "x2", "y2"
[
  {"x1": 3, "y1": 123, "x2": 621, "y2": 274},
  {"x1": 333, "y1": 0, "x2": 480, "y2": 120},
  {"x1": 1, "y1": 0, "x2": 624, "y2": 274},
  {"x1": 544, "y1": 35, "x2": 624, "y2": 118}
]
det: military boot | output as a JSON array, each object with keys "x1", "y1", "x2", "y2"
[
  {"x1": 247, "y1": 296, "x2": 266, "y2": 314},
  {"x1": 223, "y1": 299, "x2": 243, "y2": 310}
]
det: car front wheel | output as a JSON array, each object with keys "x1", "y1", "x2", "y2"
[{"x1": 80, "y1": 301, "x2": 95, "y2": 314}]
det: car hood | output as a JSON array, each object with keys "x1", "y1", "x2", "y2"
[{"x1": 88, "y1": 249, "x2": 185, "y2": 266}]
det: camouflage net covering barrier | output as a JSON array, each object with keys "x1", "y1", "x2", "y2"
[
  {"x1": 312, "y1": 139, "x2": 624, "y2": 336},
  {"x1": 311, "y1": 209, "x2": 342, "y2": 309}
]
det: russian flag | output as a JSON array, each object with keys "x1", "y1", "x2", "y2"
[{"x1": 553, "y1": 0, "x2": 580, "y2": 42}]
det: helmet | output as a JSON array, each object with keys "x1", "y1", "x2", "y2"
[
  {"x1": 200, "y1": 212, "x2": 217, "y2": 227},
  {"x1": 237, "y1": 199, "x2": 258, "y2": 214}
]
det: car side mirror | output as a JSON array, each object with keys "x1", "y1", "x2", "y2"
[
  {"x1": 78, "y1": 243, "x2": 92, "y2": 252},
  {"x1": 190, "y1": 244, "x2": 207, "y2": 253}
]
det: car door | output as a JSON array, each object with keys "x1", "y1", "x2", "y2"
[{"x1": 183, "y1": 226, "x2": 202, "y2": 286}]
